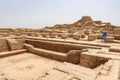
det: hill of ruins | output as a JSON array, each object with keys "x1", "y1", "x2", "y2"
[{"x1": 42, "y1": 16, "x2": 119, "y2": 34}]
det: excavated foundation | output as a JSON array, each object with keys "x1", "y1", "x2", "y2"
[
  {"x1": 25, "y1": 40, "x2": 109, "y2": 68},
  {"x1": 0, "y1": 38, "x2": 120, "y2": 80}
]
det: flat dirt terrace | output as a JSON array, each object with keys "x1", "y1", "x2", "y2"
[{"x1": 0, "y1": 53, "x2": 62, "y2": 80}]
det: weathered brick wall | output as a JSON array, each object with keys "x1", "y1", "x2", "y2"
[
  {"x1": 26, "y1": 40, "x2": 85, "y2": 53},
  {"x1": 113, "y1": 28, "x2": 120, "y2": 35},
  {"x1": 80, "y1": 53, "x2": 109, "y2": 68},
  {"x1": 114, "y1": 35, "x2": 120, "y2": 40},
  {"x1": 0, "y1": 38, "x2": 9, "y2": 52},
  {"x1": 67, "y1": 50, "x2": 82, "y2": 64},
  {"x1": 113, "y1": 28, "x2": 120, "y2": 40},
  {"x1": 7, "y1": 39, "x2": 24, "y2": 51},
  {"x1": 25, "y1": 44, "x2": 84, "y2": 64},
  {"x1": 105, "y1": 37, "x2": 114, "y2": 42},
  {"x1": 25, "y1": 44, "x2": 67, "y2": 62},
  {"x1": 109, "y1": 46, "x2": 120, "y2": 53}
]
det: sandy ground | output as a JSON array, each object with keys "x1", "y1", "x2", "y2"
[{"x1": 0, "y1": 53, "x2": 62, "y2": 80}]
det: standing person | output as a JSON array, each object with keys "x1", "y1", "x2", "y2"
[{"x1": 102, "y1": 32, "x2": 107, "y2": 42}]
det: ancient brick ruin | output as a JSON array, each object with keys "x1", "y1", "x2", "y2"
[{"x1": 0, "y1": 16, "x2": 120, "y2": 80}]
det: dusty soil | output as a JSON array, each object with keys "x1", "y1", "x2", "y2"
[{"x1": 0, "y1": 53, "x2": 62, "y2": 80}]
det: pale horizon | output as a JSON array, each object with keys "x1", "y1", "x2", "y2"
[{"x1": 0, "y1": 0, "x2": 120, "y2": 28}]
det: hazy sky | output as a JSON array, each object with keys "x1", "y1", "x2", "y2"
[{"x1": 0, "y1": 0, "x2": 120, "y2": 28}]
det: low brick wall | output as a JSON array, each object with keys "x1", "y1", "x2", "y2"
[
  {"x1": 7, "y1": 39, "x2": 24, "y2": 51},
  {"x1": 26, "y1": 40, "x2": 85, "y2": 53},
  {"x1": 80, "y1": 53, "x2": 109, "y2": 68},
  {"x1": 106, "y1": 37, "x2": 114, "y2": 42},
  {"x1": 109, "y1": 46, "x2": 120, "y2": 53},
  {"x1": 25, "y1": 44, "x2": 66, "y2": 61},
  {"x1": 25, "y1": 44, "x2": 83, "y2": 64},
  {"x1": 114, "y1": 35, "x2": 120, "y2": 40},
  {"x1": 0, "y1": 49, "x2": 27, "y2": 58}
]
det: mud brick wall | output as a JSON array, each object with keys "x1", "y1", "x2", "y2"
[
  {"x1": 109, "y1": 47, "x2": 120, "y2": 53},
  {"x1": 26, "y1": 40, "x2": 84, "y2": 53},
  {"x1": 0, "y1": 38, "x2": 9, "y2": 52},
  {"x1": 25, "y1": 44, "x2": 67, "y2": 62},
  {"x1": 7, "y1": 39, "x2": 24, "y2": 51},
  {"x1": 106, "y1": 37, "x2": 114, "y2": 42},
  {"x1": 114, "y1": 35, "x2": 120, "y2": 40},
  {"x1": 67, "y1": 50, "x2": 82, "y2": 64},
  {"x1": 25, "y1": 44, "x2": 83, "y2": 64},
  {"x1": 113, "y1": 28, "x2": 120, "y2": 35},
  {"x1": 80, "y1": 53, "x2": 109, "y2": 68}
]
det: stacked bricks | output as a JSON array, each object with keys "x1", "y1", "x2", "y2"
[
  {"x1": 0, "y1": 38, "x2": 9, "y2": 52},
  {"x1": 80, "y1": 53, "x2": 108, "y2": 68},
  {"x1": 114, "y1": 35, "x2": 120, "y2": 40},
  {"x1": 109, "y1": 46, "x2": 120, "y2": 53},
  {"x1": 105, "y1": 37, "x2": 114, "y2": 42},
  {"x1": 7, "y1": 39, "x2": 24, "y2": 51}
]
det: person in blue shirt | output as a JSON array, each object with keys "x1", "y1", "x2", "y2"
[{"x1": 102, "y1": 32, "x2": 107, "y2": 42}]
